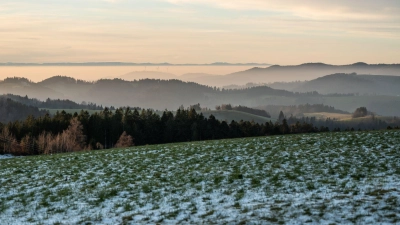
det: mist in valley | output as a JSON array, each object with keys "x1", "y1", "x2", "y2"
[
  {"x1": 1, "y1": 63, "x2": 400, "y2": 117},
  {"x1": 0, "y1": 65, "x2": 256, "y2": 83}
]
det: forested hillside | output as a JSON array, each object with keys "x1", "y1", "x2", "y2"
[
  {"x1": 2, "y1": 94, "x2": 103, "y2": 110},
  {"x1": 0, "y1": 76, "x2": 310, "y2": 110},
  {"x1": 0, "y1": 98, "x2": 48, "y2": 123},
  {"x1": 2, "y1": 75, "x2": 400, "y2": 116}
]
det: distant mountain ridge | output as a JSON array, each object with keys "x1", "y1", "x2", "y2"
[
  {"x1": 186, "y1": 62, "x2": 400, "y2": 86},
  {"x1": 265, "y1": 73, "x2": 400, "y2": 96},
  {"x1": 0, "y1": 62, "x2": 270, "y2": 66}
]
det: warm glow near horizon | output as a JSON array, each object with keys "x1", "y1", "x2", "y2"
[
  {"x1": 0, "y1": 65, "x2": 258, "y2": 82},
  {"x1": 1, "y1": 0, "x2": 399, "y2": 65}
]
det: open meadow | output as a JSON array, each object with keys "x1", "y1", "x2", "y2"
[{"x1": 1, "y1": 130, "x2": 400, "y2": 224}]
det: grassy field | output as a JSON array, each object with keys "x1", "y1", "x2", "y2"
[{"x1": 1, "y1": 130, "x2": 400, "y2": 224}]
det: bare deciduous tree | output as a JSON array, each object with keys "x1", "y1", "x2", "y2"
[
  {"x1": 41, "y1": 118, "x2": 87, "y2": 154},
  {"x1": 0, "y1": 127, "x2": 17, "y2": 154},
  {"x1": 20, "y1": 135, "x2": 34, "y2": 155},
  {"x1": 115, "y1": 131, "x2": 134, "y2": 148},
  {"x1": 37, "y1": 132, "x2": 54, "y2": 154},
  {"x1": 63, "y1": 118, "x2": 86, "y2": 152}
]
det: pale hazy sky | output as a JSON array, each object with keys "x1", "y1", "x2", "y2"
[{"x1": 1, "y1": 0, "x2": 399, "y2": 64}]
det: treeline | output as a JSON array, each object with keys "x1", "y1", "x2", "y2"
[
  {"x1": 218, "y1": 85, "x2": 319, "y2": 97},
  {"x1": 215, "y1": 104, "x2": 271, "y2": 118},
  {"x1": 2, "y1": 94, "x2": 103, "y2": 110},
  {"x1": 262, "y1": 104, "x2": 349, "y2": 118},
  {"x1": 1, "y1": 77, "x2": 33, "y2": 84},
  {"x1": 0, "y1": 98, "x2": 48, "y2": 123},
  {"x1": 0, "y1": 107, "x2": 330, "y2": 156}
]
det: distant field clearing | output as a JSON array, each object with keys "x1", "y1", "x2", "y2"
[{"x1": 302, "y1": 112, "x2": 352, "y2": 120}]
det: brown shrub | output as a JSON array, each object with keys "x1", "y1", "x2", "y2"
[{"x1": 115, "y1": 131, "x2": 134, "y2": 148}]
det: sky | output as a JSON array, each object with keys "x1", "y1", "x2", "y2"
[{"x1": 0, "y1": 0, "x2": 399, "y2": 65}]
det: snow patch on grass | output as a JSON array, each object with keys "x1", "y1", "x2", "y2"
[
  {"x1": 1, "y1": 130, "x2": 400, "y2": 224},
  {"x1": 0, "y1": 154, "x2": 19, "y2": 160}
]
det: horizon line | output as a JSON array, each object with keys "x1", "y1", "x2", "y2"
[{"x1": 0, "y1": 62, "x2": 271, "y2": 66}]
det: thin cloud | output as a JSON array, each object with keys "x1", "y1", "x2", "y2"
[
  {"x1": 0, "y1": 0, "x2": 399, "y2": 64},
  {"x1": 165, "y1": 0, "x2": 400, "y2": 21}
]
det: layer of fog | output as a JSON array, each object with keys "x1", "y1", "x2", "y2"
[{"x1": 0, "y1": 66, "x2": 256, "y2": 83}]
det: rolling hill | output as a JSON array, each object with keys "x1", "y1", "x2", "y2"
[
  {"x1": 2, "y1": 75, "x2": 400, "y2": 116},
  {"x1": 31, "y1": 76, "x2": 296, "y2": 110},
  {"x1": 0, "y1": 77, "x2": 64, "y2": 100}
]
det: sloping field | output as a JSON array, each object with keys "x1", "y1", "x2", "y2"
[{"x1": 1, "y1": 131, "x2": 400, "y2": 224}]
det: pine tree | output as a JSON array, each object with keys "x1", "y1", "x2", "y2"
[
  {"x1": 278, "y1": 111, "x2": 285, "y2": 122},
  {"x1": 281, "y1": 119, "x2": 290, "y2": 134}
]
